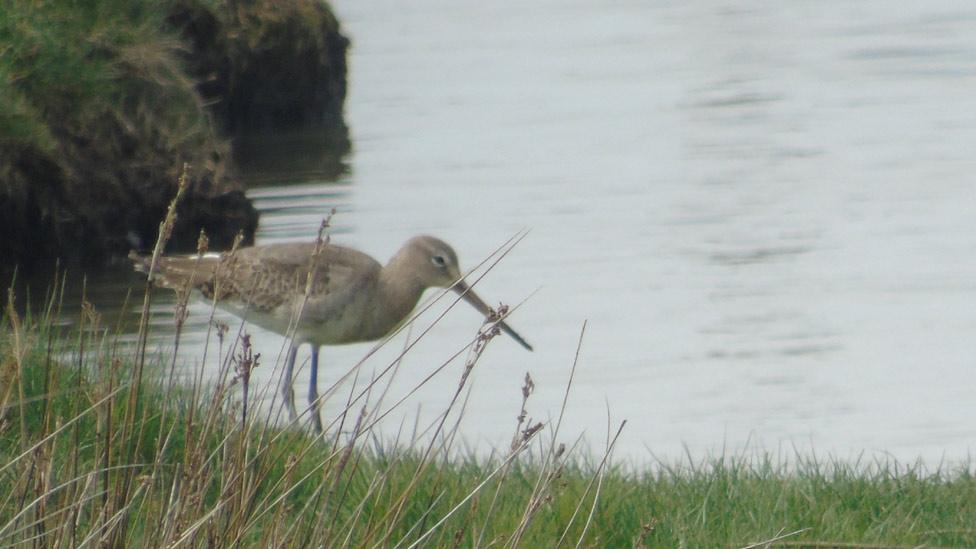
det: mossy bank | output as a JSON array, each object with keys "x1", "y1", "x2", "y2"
[{"x1": 0, "y1": 0, "x2": 349, "y2": 270}]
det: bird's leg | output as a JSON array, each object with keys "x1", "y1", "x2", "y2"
[
  {"x1": 308, "y1": 346, "x2": 323, "y2": 433},
  {"x1": 281, "y1": 344, "x2": 299, "y2": 423}
]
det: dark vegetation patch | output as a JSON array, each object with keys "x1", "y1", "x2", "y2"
[{"x1": 170, "y1": 0, "x2": 349, "y2": 133}]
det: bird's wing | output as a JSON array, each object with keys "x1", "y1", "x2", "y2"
[
  {"x1": 133, "y1": 241, "x2": 383, "y2": 316},
  {"x1": 206, "y1": 242, "x2": 381, "y2": 314}
]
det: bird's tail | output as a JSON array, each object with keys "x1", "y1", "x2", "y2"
[{"x1": 128, "y1": 251, "x2": 221, "y2": 291}]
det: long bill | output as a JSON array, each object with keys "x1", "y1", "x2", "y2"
[{"x1": 454, "y1": 280, "x2": 533, "y2": 351}]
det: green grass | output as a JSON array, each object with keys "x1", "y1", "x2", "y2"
[{"x1": 3, "y1": 285, "x2": 976, "y2": 548}]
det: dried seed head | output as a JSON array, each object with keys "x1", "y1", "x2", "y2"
[
  {"x1": 521, "y1": 421, "x2": 543, "y2": 442},
  {"x1": 212, "y1": 319, "x2": 229, "y2": 344},
  {"x1": 196, "y1": 230, "x2": 209, "y2": 255},
  {"x1": 522, "y1": 372, "x2": 534, "y2": 398}
]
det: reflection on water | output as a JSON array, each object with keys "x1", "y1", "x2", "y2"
[
  {"x1": 12, "y1": 1, "x2": 976, "y2": 464},
  {"x1": 232, "y1": 126, "x2": 350, "y2": 186}
]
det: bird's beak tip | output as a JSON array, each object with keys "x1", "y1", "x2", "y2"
[{"x1": 513, "y1": 335, "x2": 533, "y2": 352}]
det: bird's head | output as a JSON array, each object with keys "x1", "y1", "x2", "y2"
[{"x1": 399, "y1": 235, "x2": 533, "y2": 351}]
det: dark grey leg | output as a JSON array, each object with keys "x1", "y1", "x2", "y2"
[
  {"x1": 308, "y1": 346, "x2": 323, "y2": 433},
  {"x1": 282, "y1": 344, "x2": 299, "y2": 422}
]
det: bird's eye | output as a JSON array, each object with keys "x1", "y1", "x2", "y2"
[{"x1": 431, "y1": 255, "x2": 447, "y2": 268}]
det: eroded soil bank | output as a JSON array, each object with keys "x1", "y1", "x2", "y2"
[{"x1": 0, "y1": 0, "x2": 349, "y2": 271}]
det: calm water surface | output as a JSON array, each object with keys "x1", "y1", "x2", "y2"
[{"x1": 41, "y1": 1, "x2": 976, "y2": 464}]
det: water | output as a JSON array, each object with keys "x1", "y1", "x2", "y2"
[{"x1": 25, "y1": 1, "x2": 976, "y2": 464}]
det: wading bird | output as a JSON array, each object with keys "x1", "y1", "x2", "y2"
[{"x1": 131, "y1": 235, "x2": 532, "y2": 432}]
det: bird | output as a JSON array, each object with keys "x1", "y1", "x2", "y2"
[{"x1": 130, "y1": 235, "x2": 532, "y2": 432}]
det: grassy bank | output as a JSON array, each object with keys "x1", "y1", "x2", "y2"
[
  {"x1": 3, "y1": 288, "x2": 976, "y2": 548},
  {"x1": 0, "y1": 0, "x2": 348, "y2": 268},
  {"x1": 0, "y1": 0, "x2": 253, "y2": 264}
]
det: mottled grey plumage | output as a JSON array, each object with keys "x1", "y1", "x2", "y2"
[{"x1": 130, "y1": 235, "x2": 531, "y2": 432}]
